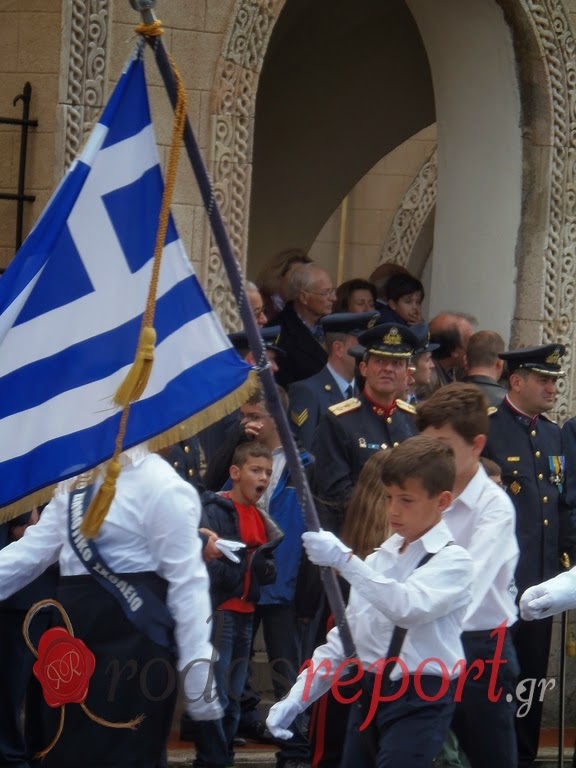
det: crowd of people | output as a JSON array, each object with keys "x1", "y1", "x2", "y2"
[{"x1": 1, "y1": 248, "x2": 575, "y2": 768}]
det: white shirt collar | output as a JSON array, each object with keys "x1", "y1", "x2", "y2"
[
  {"x1": 379, "y1": 518, "x2": 453, "y2": 556},
  {"x1": 452, "y1": 464, "x2": 486, "y2": 510}
]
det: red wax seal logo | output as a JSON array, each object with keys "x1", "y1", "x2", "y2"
[{"x1": 33, "y1": 627, "x2": 96, "y2": 708}]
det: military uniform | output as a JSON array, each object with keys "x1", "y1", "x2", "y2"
[
  {"x1": 312, "y1": 323, "x2": 418, "y2": 532},
  {"x1": 289, "y1": 367, "x2": 348, "y2": 450},
  {"x1": 483, "y1": 344, "x2": 576, "y2": 768},
  {"x1": 288, "y1": 312, "x2": 379, "y2": 451},
  {"x1": 166, "y1": 436, "x2": 205, "y2": 493},
  {"x1": 312, "y1": 394, "x2": 416, "y2": 531}
]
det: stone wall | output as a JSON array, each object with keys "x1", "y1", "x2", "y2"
[
  {"x1": 309, "y1": 124, "x2": 437, "y2": 282},
  {"x1": 0, "y1": 0, "x2": 61, "y2": 269}
]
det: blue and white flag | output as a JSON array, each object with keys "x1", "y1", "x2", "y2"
[{"x1": 0, "y1": 54, "x2": 253, "y2": 521}]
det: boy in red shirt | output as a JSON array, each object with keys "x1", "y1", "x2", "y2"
[{"x1": 192, "y1": 442, "x2": 282, "y2": 768}]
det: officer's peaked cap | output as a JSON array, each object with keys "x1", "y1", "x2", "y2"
[
  {"x1": 320, "y1": 311, "x2": 380, "y2": 337},
  {"x1": 499, "y1": 343, "x2": 566, "y2": 377},
  {"x1": 357, "y1": 323, "x2": 418, "y2": 358},
  {"x1": 229, "y1": 326, "x2": 285, "y2": 356}
]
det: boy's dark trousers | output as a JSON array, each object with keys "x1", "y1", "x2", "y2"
[
  {"x1": 341, "y1": 673, "x2": 457, "y2": 768},
  {"x1": 452, "y1": 628, "x2": 519, "y2": 768}
]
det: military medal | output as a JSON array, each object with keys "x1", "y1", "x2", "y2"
[
  {"x1": 549, "y1": 455, "x2": 565, "y2": 491},
  {"x1": 509, "y1": 480, "x2": 522, "y2": 495}
]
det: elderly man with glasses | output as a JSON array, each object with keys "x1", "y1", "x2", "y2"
[{"x1": 272, "y1": 264, "x2": 336, "y2": 388}]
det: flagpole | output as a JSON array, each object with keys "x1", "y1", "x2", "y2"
[{"x1": 129, "y1": 0, "x2": 355, "y2": 658}]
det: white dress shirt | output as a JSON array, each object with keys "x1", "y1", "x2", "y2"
[
  {"x1": 0, "y1": 454, "x2": 216, "y2": 709},
  {"x1": 443, "y1": 464, "x2": 519, "y2": 630},
  {"x1": 288, "y1": 520, "x2": 472, "y2": 706}
]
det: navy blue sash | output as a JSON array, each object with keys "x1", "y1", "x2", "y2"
[{"x1": 67, "y1": 482, "x2": 176, "y2": 651}]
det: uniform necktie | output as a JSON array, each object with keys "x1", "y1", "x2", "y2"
[{"x1": 345, "y1": 384, "x2": 354, "y2": 399}]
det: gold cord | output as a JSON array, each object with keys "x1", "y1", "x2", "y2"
[{"x1": 82, "y1": 41, "x2": 188, "y2": 539}]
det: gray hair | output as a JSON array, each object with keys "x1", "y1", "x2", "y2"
[{"x1": 288, "y1": 264, "x2": 324, "y2": 298}]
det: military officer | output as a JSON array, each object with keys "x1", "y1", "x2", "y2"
[
  {"x1": 288, "y1": 311, "x2": 379, "y2": 450},
  {"x1": 164, "y1": 435, "x2": 205, "y2": 493},
  {"x1": 312, "y1": 323, "x2": 418, "y2": 532},
  {"x1": 483, "y1": 343, "x2": 576, "y2": 768}
]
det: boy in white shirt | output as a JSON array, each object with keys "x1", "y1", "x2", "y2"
[
  {"x1": 266, "y1": 435, "x2": 473, "y2": 768},
  {"x1": 417, "y1": 383, "x2": 520, "y2": 768}
]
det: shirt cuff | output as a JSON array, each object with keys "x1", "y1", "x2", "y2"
[{"x1": 340, "y1": 554, "x2": 378, "y2": 585}]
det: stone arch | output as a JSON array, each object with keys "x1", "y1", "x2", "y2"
[
  {"x1": 379, "y1": 147, "x2": 437, "y2": 276},
  {"x1": 59, "y1": 0, "x2": 576, "y2": 417},
  {"x1": 205, "y1": 0, "x2": 576, "y2": 415}
]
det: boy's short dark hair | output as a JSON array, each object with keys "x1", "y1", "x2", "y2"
[
  {"x1": 415, "y1": 383, "x2": 489, "y2": 445},
  {"x1": 380, "y1": 435, "x2": 455, "y2": 497},
  {"x1": 385, "y1": 273, "x2": 425, "y2": 302},
  {"x1": 231, "y1": 442, "x2": 273, "y2": 469},
  {"x1": 480, "y1": 456, "x2": 502, "y2": 478}
]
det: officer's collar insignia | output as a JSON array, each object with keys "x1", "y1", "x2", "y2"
[
  {"x1": 382, "y1": 327, "x2": 401, "y2": 345},
  {"x1": 545, "y1": 348, "x2": 561, "y2": 365}
]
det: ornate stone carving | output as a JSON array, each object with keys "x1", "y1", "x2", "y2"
[
  {"x1": 207, "y1": 0, "x2": 285, "y2": 331},
  {"x1": 61, "y1": 0, "x2": 111, "y2": 171},
  {"x1": 373, "y1": 1, "x2": 576, "y2": 419},
  {"x1": 521, "y1": 0, "x2": 576, "y2": 422},
  {"x1": 379, "y1": 147, "x2": 438, "y2": 268}
]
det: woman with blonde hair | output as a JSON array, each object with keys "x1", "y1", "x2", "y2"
[{"x1": 340, "y1": 450, "x2": 390, "y2": 557}]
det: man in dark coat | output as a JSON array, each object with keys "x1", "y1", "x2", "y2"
[
  {"x1": 483, "y1": 343, "x2": 576, "y2": 768},
  {"x1": 462, "y1": 330, "x2": 506, "y2": 407}
]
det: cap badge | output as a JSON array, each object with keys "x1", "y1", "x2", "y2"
[
  {"x1": 545, "y1": 348, "x2": 561, "y2": 365},
  {"x1": 367, "y1": 315, "x2": 378, "y2": 329},
  {"x1": 382, "y1": 327, "x2": 401, "y2": 346}
]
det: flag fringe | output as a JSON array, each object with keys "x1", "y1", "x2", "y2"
[{"x1": 0, "y1": 369, "x2": 260, "y2": 527}]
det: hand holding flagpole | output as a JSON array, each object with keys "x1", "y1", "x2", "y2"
[{"x1": 130, "y1": 0, "x2": 355, "y2": 658}]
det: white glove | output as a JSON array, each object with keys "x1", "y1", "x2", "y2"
[
  {"x1": 519, "y1": 584, "x2": 552, "y2": 621},
  {"x1": 182, "y1": 659, "x2": 224, "y2": 721},
  {"x1": 519, "y1": 570, "x2": 576, "y2": 621},
  {"x1": 302, "y1": 530, "x2": 352, "y2": 570},
  {"x1": 266, "y1": 697, "x2": 304, "y2": 741}
]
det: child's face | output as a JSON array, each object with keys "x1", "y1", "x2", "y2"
[
  {"x1": 420, "y1": 423, "x2": 485, "y2": 481},
  {"x1": 388, "y1": 291, "x2": 423, "y2": 325},
  {"x1": 384, "y1": 478, "x2": 451, "y2": 544},
  {"x1": 230, "y1": 456, "x2": 273, "y2": 505}
]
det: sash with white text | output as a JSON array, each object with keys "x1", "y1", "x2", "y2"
[{"x1": 67, "y1": 484, "x2": 175, "y2": 650}]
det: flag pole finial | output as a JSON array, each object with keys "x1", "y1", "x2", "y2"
[{"x1": 130, "y1": 0, "x2": 157, "y2": 25}]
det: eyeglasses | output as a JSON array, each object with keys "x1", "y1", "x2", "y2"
[{"x1": 306, "y1": 288, "x2": 336, "y2": 298}]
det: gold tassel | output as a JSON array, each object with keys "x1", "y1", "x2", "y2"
[
  {"x1": 80, "y1": 460, "x2": 122, "y2": 539},
  {"x1": 114, "y1": 326, "x2": 157, "y2": 407}
]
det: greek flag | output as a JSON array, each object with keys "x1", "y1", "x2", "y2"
[{"x1": 0, "y1": 54, "x2": 252, "y2": 521}]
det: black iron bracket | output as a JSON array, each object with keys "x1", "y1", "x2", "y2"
[{"x1": 0, "y1": 82, "x2": 38, "y2": 255}]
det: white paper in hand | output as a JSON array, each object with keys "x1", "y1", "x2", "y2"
[{"x1": 215, "y1": 539, "x2": 246, "y2": 563}]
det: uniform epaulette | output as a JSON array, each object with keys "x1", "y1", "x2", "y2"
[
  {"x1": 487, "y1": 406, "x2": 498, "y2": 416},
  {"x1": 328, "y1": 397, "x2": 361, "y2": 416},
  {"x1": 395, "y1": 399, "x2": 416, "y2": 415},
  {"x1": 541, "y1": 412, "x2": 557, "y2": 423}
]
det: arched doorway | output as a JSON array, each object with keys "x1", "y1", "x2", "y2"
[{"x1": 207, "y1": 0, "x2": 576, "y2": 417}]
